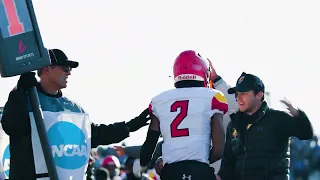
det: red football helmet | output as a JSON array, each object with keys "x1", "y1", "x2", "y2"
[
  {"x1": 101, "y1": 155, "x2": 121, "y2": 169},
  {"x1": 173, "y1": 50, "x2": 211, "y2": 87}
]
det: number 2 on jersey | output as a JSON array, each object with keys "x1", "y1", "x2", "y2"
[
  {"x1": 170, "y1": 100, "x2": 189, "y2": 138},
  {"x1": 2, "y1": 0, "x2": 25, "y2": 36}
]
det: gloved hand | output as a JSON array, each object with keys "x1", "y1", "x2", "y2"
[
  {"x1": 17, "y1": 72, "x2": 38, "y2": 91},
  {"x1": 126, "y1": 108, "x2": 150, "y2": 132}
]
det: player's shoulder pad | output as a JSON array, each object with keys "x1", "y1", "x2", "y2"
[
  {"x1": 150, "y1": 88, "x2": 176, "y2": 103},
  {"x1": 149, "y1": 89, "x2": 175, "y2": 114},
  {"x1": 210, "y1": 90, "x2": 228, "y2": 114}
]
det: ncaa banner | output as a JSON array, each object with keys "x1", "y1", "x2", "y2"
[
  {"x1": 29, "y1": 111, "x2": 91, "y2": 180},
  {"x1": 0, "y1": 107, "x2": 10, "y2": 180}
]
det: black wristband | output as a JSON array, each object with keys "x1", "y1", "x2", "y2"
[{"x1": 213, "y1": 76, "x2": 222, "y2": 83}]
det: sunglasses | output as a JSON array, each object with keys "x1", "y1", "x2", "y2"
[
  {"x1": 61, "y1": 66, "x2": 72, "y2": 73},
  {"x1": 50, "y1": 65, "x2": 72, "y2": 73}
]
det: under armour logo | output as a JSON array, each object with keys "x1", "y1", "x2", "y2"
[{"x1": 182, "y1": 174, "x2": 192, "y2": 180}]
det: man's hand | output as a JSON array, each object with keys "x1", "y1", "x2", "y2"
[
  {"x1": 126, "y1": 108, "x2": 151, "y2": 132},
  {"x1": 17, "y1": 72, "x2": 38, "y2": 91},
  {"x1": 280, "y1": 98, "x2": 299, "y2": 117},
  {"x1": 207, "y1": 58, "x2": 218, "y2": 81}
]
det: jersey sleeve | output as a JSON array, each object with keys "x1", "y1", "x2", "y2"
[
  {"x1": 209, "y1": 91, "x2": 228, "y2": 117},
  {"x1": 149, "y1": 100, "x2": 159, "y2": 118},
  {"x1": 148, "y1": 102, "x2": 153, "y2": 115}
]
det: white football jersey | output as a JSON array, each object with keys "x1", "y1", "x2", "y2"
[{"x1": 149, "y1": 87, "x2": 228, "y2": 165}]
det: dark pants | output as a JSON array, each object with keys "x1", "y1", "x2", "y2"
[{"x1": 160, "y1": 160, "x2": 216, "y2": 180}]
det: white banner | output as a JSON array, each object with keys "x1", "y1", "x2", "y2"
[{"x1": 0, "y1": 107, "x2": 10, "y2": 180}]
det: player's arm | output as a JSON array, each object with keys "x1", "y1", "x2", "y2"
[
  {"x1": 209, "y1": 91, "x2": 228, "y2": 163},
  {"x1": 213, "y1": 76, "x2": 238, "y2": 114},
  {"x1": 207, "y1": 60, "x2": 238, "y2": 114},
  {"x1": 140, "y1": 114, "x2": 161, "y2": 168},
  {"x1": 209, "y1": 113, "x2": 225, "y2": 163}
]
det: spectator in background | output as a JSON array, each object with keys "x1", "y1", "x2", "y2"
[
  {"x1": 309, "y1": 136, "x2": 320, "y2": 172},
  {"x1": 97, "y1": 145, "x2": 128, "y2": 166},
  {"x1": 101, "y1": 155, "x2": 122, "y2": 179},
  {"x1": 309, "y1": 135, "x2": 320, "y2": 180},
  {"x1": 290, "y1": 135, "x2": 320, "y2": 180},
  {"x1": 114, "y1": 140, "x2": 163, "y2": 169},
  {"x1": 290, "y1": 137, "x2": 309, "y2": 180}
]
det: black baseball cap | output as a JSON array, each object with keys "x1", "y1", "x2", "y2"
[
  {"x1": 228, "y1": 72, "x2": 265, "y2": 94},
  {"x1": 48, "y1": 49, "x2": 79, "y2": 68}
]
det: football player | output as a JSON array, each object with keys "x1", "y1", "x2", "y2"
[{"x1": 138, "y1": 50, "x2": 228, "y2": 180}]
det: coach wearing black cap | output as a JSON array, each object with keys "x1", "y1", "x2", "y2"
[
  {"x1": 1, "y1": 49, "x2": 150, "y2": 180},
  {"x1": 217, "y1": 72, "x2": 313, "y2": 180}
]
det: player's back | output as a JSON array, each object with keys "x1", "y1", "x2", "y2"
[{"x1": 150, "y1": 87, "x2": 227, "y2": 165}]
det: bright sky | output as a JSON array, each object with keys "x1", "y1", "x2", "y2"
[{"x1": 0, "y1": 0, "x2": 319, "y2": 146}]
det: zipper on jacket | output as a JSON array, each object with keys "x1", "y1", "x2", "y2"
[
  {"x1": 242, "y1": 113, "x2": 265, "y2": 180},
  {"x1": 243, "y1": 136, "x2": 247, "y2": 180}
]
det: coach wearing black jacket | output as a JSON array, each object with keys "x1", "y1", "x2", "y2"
[
  {"x1": 0, "y1": 49, "x2": 150, "y2": 180},
  {"x1": 217, "y1": 72, "x2": 313, "y2": 180}
]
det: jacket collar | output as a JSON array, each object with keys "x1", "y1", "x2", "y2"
[{"x1": 230, "y1": 101, "x2": 269, "y2": 123}]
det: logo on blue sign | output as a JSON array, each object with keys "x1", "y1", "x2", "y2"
[
  {"x1": 48, "y1": 121, "x2": 88, "y2": 170},
  {"x1": 2, "y1": 144, "x2": 10, "y2": 178}
]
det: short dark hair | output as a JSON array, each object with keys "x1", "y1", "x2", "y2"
[{"x1": 175, "y1": 80, "x2": 205, "y2": 88}]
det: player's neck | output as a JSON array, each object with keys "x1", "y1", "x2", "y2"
[
  {"x1": 246, "y1": 102, "x2": 262, "y2": 116},
  {"x1": 39, "y1": 80, "x2": 60, "y2": 95}
]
